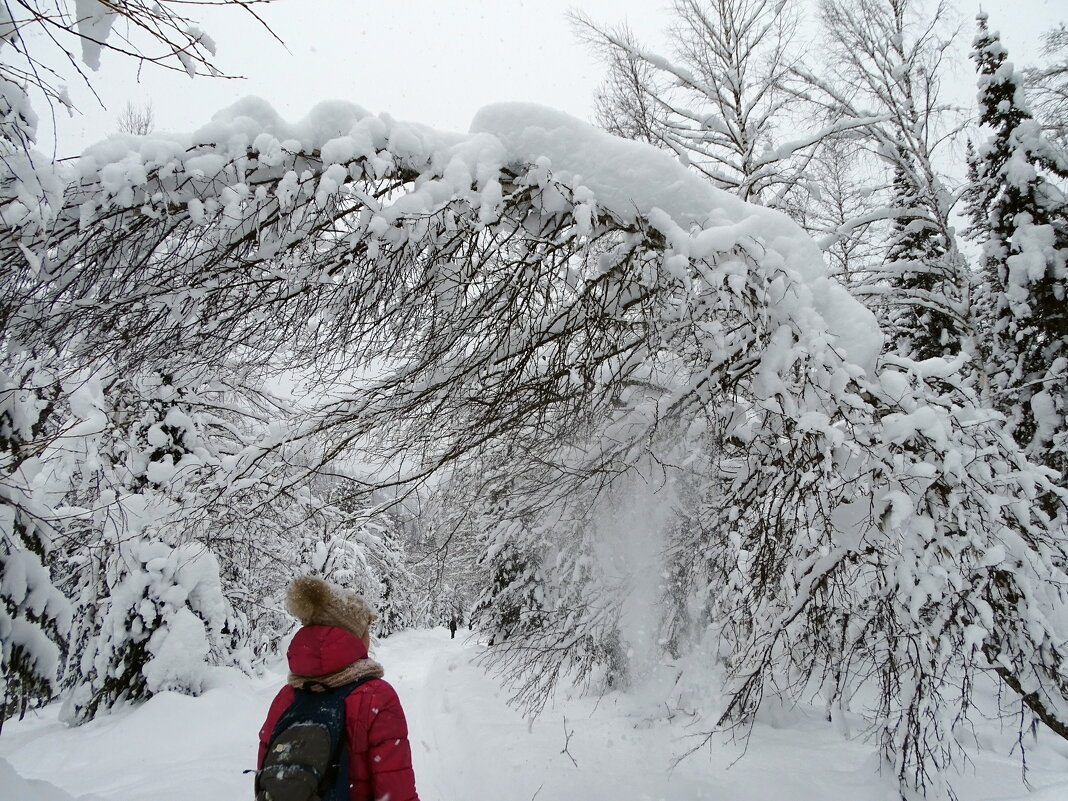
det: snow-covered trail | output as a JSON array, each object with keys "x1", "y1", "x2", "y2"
[
  {"x1": 392, "y1": 629, "x2": 795, "y2": 800},
  {"x1": 2, "y1": 628, "x2": 1067, "y2": 800}
]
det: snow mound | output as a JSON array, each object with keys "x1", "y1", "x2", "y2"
[{"x1": 0, "y1": 757, "x2": 104, "y2": 801}]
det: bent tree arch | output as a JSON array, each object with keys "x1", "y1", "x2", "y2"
[{"x1": 5, "y1": 98, "x2": 1067, "y2": 798}]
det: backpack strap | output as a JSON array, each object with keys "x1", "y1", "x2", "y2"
[{"x1": 320, "y1": 677, "x2": 379, "y2": 800}]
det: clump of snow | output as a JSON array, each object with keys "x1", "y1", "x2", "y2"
[
  {"x1": 142, "y1": 608, "x2": 210, "y2": 695},
  {"x1": 1005, "y1": 210, "x2": 1058, "y2": 315},
  {"x1": 471, "y1": 103, "x2": 882, "y2": 373},
  {"x1": 72, "y1": 0, "x2": 117, "y2": 71},
  {"x1": 191, "y1": 96, "x2": 373, "y2": 157}
]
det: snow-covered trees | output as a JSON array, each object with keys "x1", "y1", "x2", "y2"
[
  {"x1": 0, "y1": 78, "x2": 1063, "y2": 795},
  {"x1": 804, "y1": 0, "x2": 972, "y2": 358},
  {"x1": 0, "y1": 184, "x2": 70, "y2": 727},
  {"x1": 0, "y1": 0, "x2": 275, "y2": 106},
  {"x1": 358, "y1": 510, "x2": 420, "y2": 638},
  {"x1": 3, "y1": 2, "x2": 1068, "y2": 798},
  {"x1": 966, "y1": 13, "x2": 1068, "y2": 486},
  {"x1": 579, "y1": 0, "x2": 974, "y2": 363},
  {"x1": 0, "y1": 366, "x2": 71, "y2": 730},
  {"x1": 471, "y1": 471, "x2": 548, "y2": 647},
  {"x1": 781, "y1": 133, "x2": 882, "y2": 290},
  {"x1": 61, "y1": 540, "x2": 230, "y2": 723},
  {"x1": 1025, "y1": 25, "x2": 1068, "y2": 151},
  {"x1": 573, "y1": 0, "x2": 868, "y2": 207},
  {"x1": 881, "y1": 150, "x2": 954, "y2": 360},
  {"x1": 2, "y1": 0, "x2": 426, "y2": 726}
]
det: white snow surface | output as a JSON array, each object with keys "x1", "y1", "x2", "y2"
[
  {"x1": 0, "y1": 758, "x2": 102, "y2": 801},
  {"x1": 2, "y1": 628, "x2": 1066, "y2": 801}
]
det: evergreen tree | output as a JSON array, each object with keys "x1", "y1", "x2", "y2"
[
  {"x1": 472, "y1": 474, "x2": 547, "y2": 648},
  {"x1": 323, "y1": 483, "x2": 420, "y2": 638},
  {"x1": 968, "y1": 13, "x2": 1068, "y2": 484},
  {"x1": 882, "y1": 149, "x2": 953, "y2": 360},
  {"x1": 48, "y1": 366, "x2": 314, "y2": 700},
  {"x1": 62, "y1": 540, "x2": 231, "y2": 724},
  {"x1": 0, "y1": 358, "x2": 71, "y2": 731},
  {"x1": 416, "y1": 465, "x2": 499, "y2": 631},
  {"x1": 366, "y1": 519, "x2": 418, "y2": 638}
]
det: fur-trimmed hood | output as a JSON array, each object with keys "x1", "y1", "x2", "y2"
[{"x1": 286, "y1": 575, "x2": 377, "y2": 641}]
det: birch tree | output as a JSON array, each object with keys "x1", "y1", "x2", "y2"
[
  {"x1": 573, "y1": 0, "x2": 872, "y2": 207},
  {"x1": 1024, "y1": 25, "x2": 1068, "y2": 151},
  {"x1": 803, "y1": 0, "x2": 972, "y2": 357}
]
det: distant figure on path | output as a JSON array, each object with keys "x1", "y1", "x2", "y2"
[
  {"x1": 449, "y1": 615, "x2": 458, "y2": 639},
  {"x1": 257, "y1": 576, "x2": 420, "y2": 801}
]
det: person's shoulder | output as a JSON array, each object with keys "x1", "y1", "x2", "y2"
[
  {"x1": 347, "y1": 676, "x2": 397, "y2": 696},
  {"x1": 357, "y1": 677, "x2": 404, "y2": 710},
  {"x1": 367, "y1": 677, "x2": 400, "y2": 697},
  {"x1": 270, "y1": 684, "x2": 296, "y2": 707}
]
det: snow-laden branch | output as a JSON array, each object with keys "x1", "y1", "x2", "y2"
[
  {"x1": 816, "y1": 204, "x2": 931, "y2": 250},
  {"x1": 751, "y1": 115, "x2": 889, "y2": 168}
]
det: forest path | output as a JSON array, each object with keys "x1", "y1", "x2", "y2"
[
  {"x1": 381, "y1": 628, "x2": 867, "y2": 801},
  {"x1": 3, "y1": 627, "x2": 1067, "y2": 800},
  {"x1": 378, "y1": 627, "x2": 692, "y2": 801}
]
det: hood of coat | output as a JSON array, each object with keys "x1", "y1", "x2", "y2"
[{"x1": 287, "y1": 624, "x2": 368, "y2": 677}]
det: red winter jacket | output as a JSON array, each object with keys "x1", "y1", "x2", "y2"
[{"x1": 258, "y1": 625, "x2": 420, "y2": 801}]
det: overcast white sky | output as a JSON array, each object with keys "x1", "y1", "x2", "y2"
[{"x1": 40, "y1": 0, "x2": 1066, "y2": 155}]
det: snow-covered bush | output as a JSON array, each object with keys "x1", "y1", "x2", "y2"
[{"x1": 62, "y1": 539, "x2": 229, "y2": 724}]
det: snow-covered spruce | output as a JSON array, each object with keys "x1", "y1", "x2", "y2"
[
  {"x1": 966, "y1": 13, "x2": 1068, "y2": 490},
  {"x1": 880, "y1": 147, "x2": 955, "y2": 361},
  {"x1": 287, "y1": 485, "x2": 420, "y2": 640},
  {"x1": 61, "y1": 539, "x2": 229, "y2": 724},
  {"x1": 0, "y1": 355, "x2": 72, "y2": 731}
]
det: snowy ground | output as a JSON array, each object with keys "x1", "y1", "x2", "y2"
[{"x1": 2, "y1": 628, "x2": 1067, "y2": 800}]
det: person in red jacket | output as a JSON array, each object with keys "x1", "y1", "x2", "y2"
[{"x1": 258, "y1": 576, "x2": 420, "y2": 801}]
